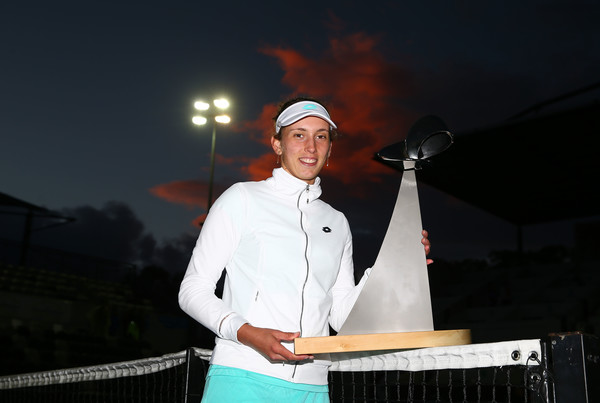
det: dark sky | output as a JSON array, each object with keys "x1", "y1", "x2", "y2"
[{"x1": 1, "y1": 1, "x2": 599, "y2": 272}]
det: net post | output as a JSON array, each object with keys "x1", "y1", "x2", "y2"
[
  {"x1": 548, "y1": 332, "x2": 600, "y2": 402},
  {"x1": 184, "y1": 348, "x2": 205, "y2": 403},
  {"x1": 527, "y1": 338, "x2": 554, "y2": 403},
  {"x1": 539, "y1": 339, "x2": 555, "y2": 402}
]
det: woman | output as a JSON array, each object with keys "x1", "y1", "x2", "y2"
[{"x1": 178, "y1": 97, "x2": 431, "y2": 402}]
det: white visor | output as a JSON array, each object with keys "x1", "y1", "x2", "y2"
[{"x1": 275, "y1": 101, "x2": 337, "y2": 133}]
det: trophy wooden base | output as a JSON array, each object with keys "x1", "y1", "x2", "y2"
[{"x1": 295, "y1": 329, "x2": 471, "y2": 355}]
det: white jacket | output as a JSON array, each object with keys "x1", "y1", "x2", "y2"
[{"x1": 179, "y1": 168, "x2": 369, "y2": 385}]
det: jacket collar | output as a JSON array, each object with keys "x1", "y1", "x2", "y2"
[{"x1": 269, "y1": 168, "x2": 322, "y2": 203}]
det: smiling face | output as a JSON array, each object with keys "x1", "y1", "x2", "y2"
[{"x1": 271, "y1": 116, "x2": 332, "y2": 184}]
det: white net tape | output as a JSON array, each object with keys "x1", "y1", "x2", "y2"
[
  {"x1": 329, "y1": 339, "x2": 542, "y2": 372},
  {"x1": 0, "y1": 348, "x2": 212, "y2": 390},
  {"x1": 1, "y1": 340, "x2": 541, "y2": 390}
]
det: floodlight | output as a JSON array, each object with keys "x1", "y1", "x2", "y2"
[
  {"x1": 215, "y1": 115, "x2": 231, "y2": 124},
  {"x1": 194, "y1": 101, "x2": 210, "y2": 111},
  {"x1": 192, "y1": 116, "x2": 208, "y2": 125}
]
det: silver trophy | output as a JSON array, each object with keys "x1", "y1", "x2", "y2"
[{"x1": 338, "y1": 116, "x2": 454, "y2": 336}]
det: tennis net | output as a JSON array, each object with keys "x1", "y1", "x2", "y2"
[
  {"x1": 0, "y1": 334, "x2": 594, "y2": 402},
  {"x1": 0, "y1": 348, "x2": 211, "y2": 403}
]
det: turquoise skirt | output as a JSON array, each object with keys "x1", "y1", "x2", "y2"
[{"x1": 201, "y1": 365, "x2": 330, "y2": 403}]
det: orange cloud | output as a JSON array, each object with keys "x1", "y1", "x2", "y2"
[
  {"x1": 150, "y1": 181, "x2": 227, "y2": 229},
  {"x1": 192, "y1": 213, "x2": 207, "y2": 228},
  {"x1": 241, "y1": 30, "x2": 418, "y2": 189},
  {"x1": 215, "y1": 153, "x2": 252, "y2": 166},
  {"x1": 237, "y1": 103, "x2": 279, "y2": 146},
  {"x1": 241, "y1": 152, "x2": 279, "y2": 181},
  {"x1": 149, "y1": 180, "x2": 208, "y2": 210}
]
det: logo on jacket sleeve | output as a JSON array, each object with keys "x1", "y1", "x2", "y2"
[{"x1": 322, "y1": 226, "x2": 332, "y2": 233}]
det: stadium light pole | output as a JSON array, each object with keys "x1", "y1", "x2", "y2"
[{"x1": 192, "y1": 98, "x2": 231, "y2": 213}]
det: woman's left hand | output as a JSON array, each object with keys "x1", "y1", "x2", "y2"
[{"x1": 421, "y1": 229, "x2": 433, "y2": 265}]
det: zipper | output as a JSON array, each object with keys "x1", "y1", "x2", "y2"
[
  {"x1": 298, "y1": 184, "x2": 310, "y2": 336},
  {"x1": 293, "y1": 184, "x2": 311, "y2": 378}
]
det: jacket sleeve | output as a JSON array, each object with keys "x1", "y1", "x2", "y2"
[
  {"x1": 328, "y1": 218, "x2": 371, "y2": 332},
  {"x1": 178, "y1": 185, "x2": 248, "y2": 343}
]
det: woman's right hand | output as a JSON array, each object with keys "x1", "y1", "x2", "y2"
[{"x1": 237, "y1": 323, "x2": 313, "y2": 362}]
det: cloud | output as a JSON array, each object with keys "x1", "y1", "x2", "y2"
[
  {"x1": 192, "y1": 213, "x2": 207, "y2": 228},
  {"x1": 17, "y1": 201, "x2": 201, "y2": 274},
  {"x1": 147, "y1": 232, "x2": 197, "y2": 274},
  {"x1": 149, "y1": 180, "x2": 208, "y2": 210},
  {"x1": 32, "y1": 201, "x2": 147, "y2": 263},
  {"x1": 215, "y1": 153, "x2": 250, "y2": 166},
  {"x1": 241, "y1": 30, "x2": 419, "y2": 189},
  {"x1": 236, "y1": 103, "x2": 279, "y2": 145},
  {"x1": 149, "y1": 179, "x2": 231, "y2": 229},
  {"x1": 240, "y1": 152, "x2": 278, "y2": 182}
]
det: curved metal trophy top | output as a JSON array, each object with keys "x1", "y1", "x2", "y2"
[{"x1": 377, "y1": 115, "x2": 454, "y2": 170}]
